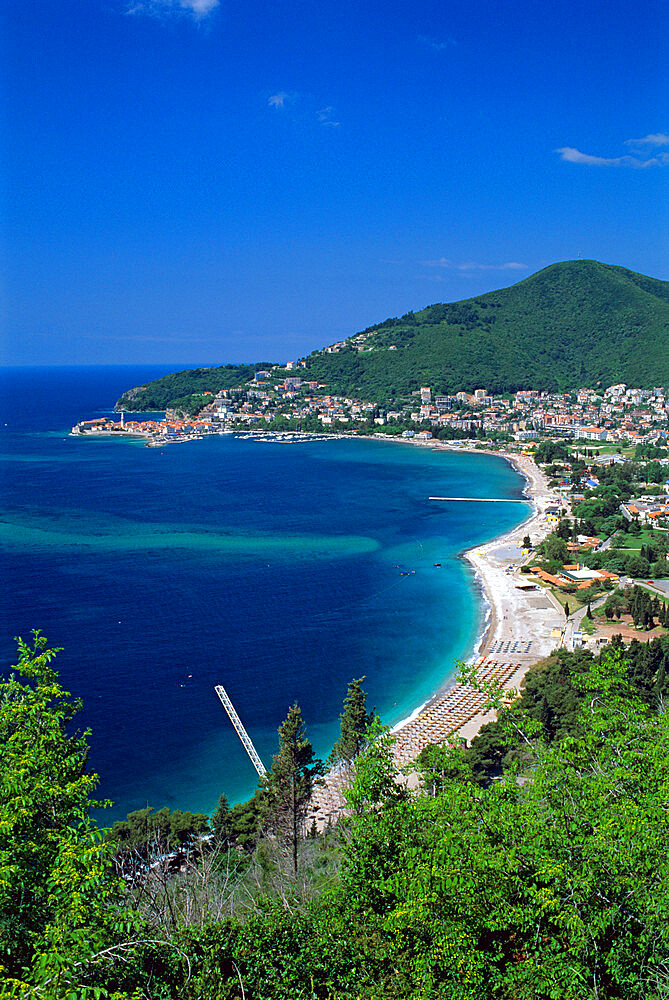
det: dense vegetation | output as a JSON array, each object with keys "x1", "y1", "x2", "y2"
[
  {"x1": 3, "y1": 631, "x2": 669, "y2": 998},
  {"x1": 115, "y1": 363, "x2": 276, "y2": 412},
  {"x1": 303, "y1": 261, "x2": 669, "y2": 400},
  {"x1": 116, "y1": 261, "x2": 669, "y2": 411}
]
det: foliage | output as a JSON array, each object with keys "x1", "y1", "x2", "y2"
[
  {"x1": 342, "y1": 649, "x2": 669, "y2": 998},
  {"x1": 539, "y1": 531, "x2": 569, "y2": 563},
  {"x1": 329, "y1": 676, "x2": 376, "y2": 767},
  {"x1": 602, "y1": 585, "x2": 669, "y2": 630},
  {"x1": 7, "y1": 634, "x2": 669, "y2": 998},
  {"x1": 228, "y1": 788, "x2": 265, "y2": 851},
  {"x1": 109, "y1": 805, "x2": 209, "y2": 863},
  {"x1": 210, "y1": 794, "x2": 233, "y2": 848},
  {"x1": 115, "y1": 262, "x2": 669, "y2": 412},
  {"x1": 431, "y1": 641, "x2": 669, "y2": 790},
  {"x1": 302, "y1": 261, "x2": 669, "y2": 399},
  {"x1": 533, "y1": 440, "x2": 571, "y2": 465},
  {"x1": 115, "y1": 363, "x2": 277, "y2": 412},
  {"x1": 0, "y1": 633, "x2": 133, "y2": 995},
  {"x1": 260, "y1": 704, "x2": 324, "y2": 874}
]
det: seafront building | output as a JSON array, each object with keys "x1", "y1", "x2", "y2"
[{"x1": 73, "y1": 373, "x2": 668, "y2": 449}]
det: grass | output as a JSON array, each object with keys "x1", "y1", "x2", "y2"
[
  {"x1": 582, "y1": 443, "x2": 635, "y2": 458},
  {"x1": 617, "y1": 529, "x2": 664, "y2": 550},
  {"x1": 545, "y1": 584, "x2": 603, "y2": 613}
]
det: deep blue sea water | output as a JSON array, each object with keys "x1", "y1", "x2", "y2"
[{"x1": 0, "y1": 367, "x2": 530, "y2": 822}]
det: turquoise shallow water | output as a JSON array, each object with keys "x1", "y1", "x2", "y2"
[{"x1": 0, "y1": 367, "x2": 529, "y2": 821}]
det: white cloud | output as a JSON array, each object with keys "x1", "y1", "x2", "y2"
[
  {"x1": 421, "y1": 258, "x2": 527, "y2": 271},
  {"x1": 317, "y1": 106, "x2": 340, "y2": 127},
  {"x1": 268, "y1": 92, "x2": 289, "y2": 109},
  {"x1": 418, "y1": 34, "x2": 456, "y2": 51},
  {"x1": 625, "y1": 133, "x2": 669, "y2": 147},
  {"x1": 186, "y1": 0, "x2": 218, "y2": 12},
  {"x1": 267, "y1": 94, "x2": 340, "y2": 126},
  {"x1": 127, "y1": 0, "x2": 219, "y2": 19},
  {"x1": 555, "y1": 143, "x2": 669, "y2": 169},
  {"x1": 461, "y1": 261, "x2": 527, "y2": 271}
]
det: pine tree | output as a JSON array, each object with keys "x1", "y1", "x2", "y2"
[
  {"x1": 586, "y1": 602, "x2": 593, "y2": 620},
  {"x1": 261, "y1": 703, "x2": 323, "y2": 874},
  {"x1": 329, "y1": 676, "x2": 375, "y2": 767},
  {"x1": 211, "y1": 793, "x2": 232, "y2": 847},
  {"x1": 564, "y1": 601, "x2": 570, "y2": 618}
]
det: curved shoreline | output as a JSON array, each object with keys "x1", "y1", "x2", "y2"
[
  {"x1": 395, "y1": 452, "x2": 563, "y2": 752},
  {"x1": 310, "y1": 449, "x2": 566, "y2": 827},
  {"x1": 389, "y1": 450, "x2": 538, "y2": 724},
  {"x1": 73, "y1": 420, "x2": 559, "y2": 814}
]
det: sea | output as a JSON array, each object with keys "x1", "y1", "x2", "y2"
[{"x1": 0, "y1": 366, "x2": 530, "y2": 822}]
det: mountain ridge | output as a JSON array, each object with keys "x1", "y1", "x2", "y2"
[{"x1": 116, "y1": 261, "x2": 669, "y2": 410}]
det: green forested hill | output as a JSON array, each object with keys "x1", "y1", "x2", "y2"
[
  {"x1": 116, "y1": 261, "x2": 669, "y2": 409},
  {"x1": 303, "y1": 260, "x2": 669, "y2": 400},
  {"x1": 115, "y1": 362, "x2": 276, "y2": 411}
]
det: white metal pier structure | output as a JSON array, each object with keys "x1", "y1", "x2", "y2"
[
  {"x1": 214, "y1": 684, "x2": 267, "y2": 778},
  {"x1": 429, "y1": 496, "x2": 527, "y2": 503}
]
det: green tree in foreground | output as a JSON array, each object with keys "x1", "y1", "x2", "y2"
[
  {"x1": 329, "y1": 676, "x2": 376, "y2": 767},
  {"x1": 335, "y1": 649, "x2": 669, "y2": 998},
  {"x1": 0, "y1": 633, "x2": 127, "y2": 993},
  {"x1": 543, "y1": 532, "x2": 570, "y2": 563},
  {"x1": 210, "y1": 792, "x2": 233, "y2": 848},
  {"x1": 261, "y1": 703, "x2": 323, "y2": 874}
]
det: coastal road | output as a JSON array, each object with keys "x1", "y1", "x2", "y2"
[{"x1": 637, "y1": 579, "x2": 669, "y2": 598}]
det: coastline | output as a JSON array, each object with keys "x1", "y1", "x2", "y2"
[
  {"x1": 310, "y1": 449, "x2": 564, "y2": 827},
  {"x1": 394, "y1": 450, "x2": 563, "y2": 752},
  {"x1": 72, "y1": 417, "x2": 559, "y2": 817},
  {"x1": 74, "y1": 421, "x2": 557, "y2": 721}
]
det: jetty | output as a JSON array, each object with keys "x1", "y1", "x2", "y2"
[
  {"x1": 214, "y1": 684, "x2": 267, "y2": 778},
  {"x1": 429, "y1": 496, "x2": 528, "y2": 503}
]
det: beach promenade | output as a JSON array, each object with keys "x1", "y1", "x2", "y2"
[{"x1": 309, "y1": 450, "x2": 564, "y2": 828}]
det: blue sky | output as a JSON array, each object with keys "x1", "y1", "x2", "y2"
[{"x1": 2, "y1": 0, "x2": 667, "y2": 365}]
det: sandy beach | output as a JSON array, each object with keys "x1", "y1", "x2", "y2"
[
  {"x1": 389, "y1": 450, "x2": 564, "y2": 759},
  {"x1": 310, "y1": 449, "x2": 565, "y2": 826}
]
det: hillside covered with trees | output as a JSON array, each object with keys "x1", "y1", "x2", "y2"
[
  {"x1": 3, "y1": 631, "x2": 669, "y2": 998},
  {"x1": 303, "y1": 261, "x2": 669, "y2": 401},
  {"x1": 116, "y1": 363, "x2": 276, "y2": 413},
  {"x1": 116, "y1": 261, "x2": 669, "y2": 411}
]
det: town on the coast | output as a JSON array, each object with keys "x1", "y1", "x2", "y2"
[
  {"x1": 8, "y1": 0, "x2": 669, "y2": 978},
  {"x1": 73, "y1": 368, "x2": 668, "y2": 446},
  {"x1": 72, "y1": 370, "x2": 669, "y2": 683},
  {"x1": 69, "y1": 363, "x2": 669, "y2": 908},
  {"x1": 22, "y1": 300, "x2": 669, "y2": 991}
]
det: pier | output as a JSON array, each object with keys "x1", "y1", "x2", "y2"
[
  {"x1": 214, "y1": 684, "x2": 267, "y2": 777},
  {"x1": 428, "y1": 496, "x2": 528, "y2": 503}
]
